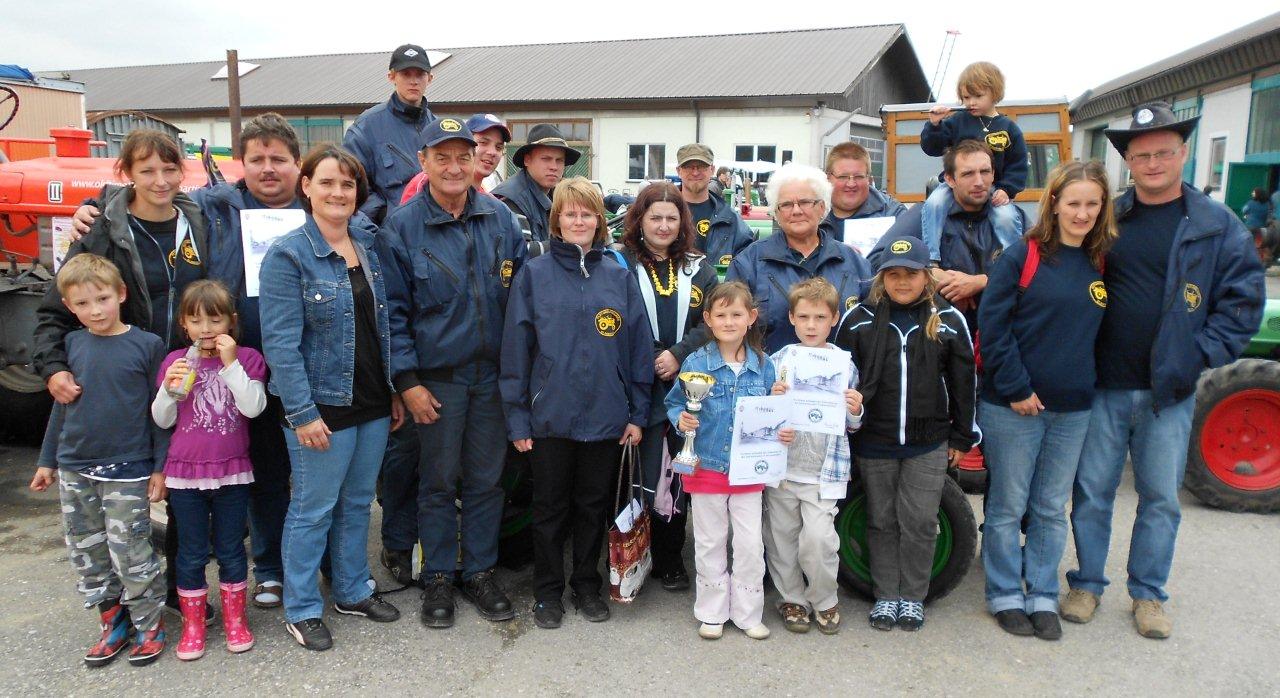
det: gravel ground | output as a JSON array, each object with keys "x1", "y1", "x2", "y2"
[{"x1": 2, "y1": 444, "x2": 1277, "y2": 696}]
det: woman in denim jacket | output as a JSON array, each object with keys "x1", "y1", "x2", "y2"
[
  {"x1": 259, "y1": 145, "x2": 405, "y2": 651},
  {"x1": 665, "y1": 281, "x2": 794, "y2": 641}
]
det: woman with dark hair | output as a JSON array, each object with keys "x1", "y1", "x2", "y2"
[
  {"x1": 1242, "y1": 187, "x2": 1272, "y2": 230},
  {"x1": 618, "y1": 181, "x2": 719, "y2": 590},
  {"x1": 259, "y1": 145, "x2": 404, "y2": 651},
  {"x1": 977, "y1": 161, "x2": 1116, "y2": 640}
]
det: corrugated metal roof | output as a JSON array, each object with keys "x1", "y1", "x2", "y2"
[
  {"x1": 41, "y1": 24, "x2": 913, "y2": 113},
  {"x1": 1071, "y1": 11, "x2": 1280, "y2": 120}
]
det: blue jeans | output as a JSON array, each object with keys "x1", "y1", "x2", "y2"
[
  {"x1": 979, "y1": 402, "x2": 1090, "y2": 614},
  {"x1": 169, "y1": 484, "x2": 251, "y2": 590},
  {"x1": 248, "y1": 397, "x2": 290, "y2": 584},
  {"x1": 1067, "y1": 390, "x2": 1194, "y2": 602},
  {"x1": 416, "y1": 363, "x2": 506, "y2": 579},
  {"x1": 920, "y1": 182, "x2": 1023, "y2": 262},
  {"x1": 281, "y1": 417, "x2": 390, "y2": 623},
  {"x1": 378, "y1": 426, "x2": 420, "y2": 551}
]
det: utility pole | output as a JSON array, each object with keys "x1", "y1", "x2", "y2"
[{"x1": 227, "y1": 49, "x2": 242, "y2": 159}]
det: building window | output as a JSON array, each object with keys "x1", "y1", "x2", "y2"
[
  {"x1": 1172, "y1": 97, "x2": 1200, "y2": 183},
  {"x1": 505, "y1": 119, "x2": 593, "y2": 179},
  {"x1": 1088, "y1": 127, "x2": 1108, "y2": 161},
  {"x1": 735, "y1": 144, "x2": 777, "y2": 182},
  {"x1": 1024, "y1": 143, "x2": 1062, "y2": 190},
  {"x1": 850, "y1": 136, "x2": 887, "y2": 189},
  {"x1": 627, "y1": 144, "x2": 664, "y2": 181},
  {"x1": 1247, "y1": 83, "x2": 1280, "y2": 156},
  {"x1": 287, "y1": 117, "x2": 345, "y2": 152},
  {"x1": 1208, "y1": 136, "x2": 1227, "y2": 189}
]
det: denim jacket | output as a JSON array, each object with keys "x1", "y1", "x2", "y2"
[
  {"x1": 664, "y1": 343, "x2": 776, "y2": 475},
  {"x1": 259, "y1": 217, "x2": 393, "y2": 428}
]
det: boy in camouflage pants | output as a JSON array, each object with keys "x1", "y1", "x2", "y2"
[{"x1": 31, "y1": 253, "x2": 169, "y2": 667}]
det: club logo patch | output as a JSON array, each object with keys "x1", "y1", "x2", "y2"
[
  {"x1": 845, "y1": 295, "x2": 858, "y2": 310},
  {"x1": 500, "y1": 259, "x2": 513, "y2": 288},
  {"x1": 985, "y1": 131, "x2": 1011, "y2": 152},
  {"x1": 697, "y1": 219, "x2": 711, "y2": 236},
  {"x1": 690, "y1": 285, "x2": 704, "y2": 308},
  {"x1": 718, "y1": 254, "x2": 733, "y2": 266},
  {"x1": 595, "y1": 308, "x2": 622, "y2": 337},
  {"x1": 890, "y1": 240, "x2": 912, "y2": 254},
  {"x1": 1185, "y1": 283, "x2": 1202, "y2": 312},
  {"x1": 180, "y1": 237, "x2": 200, "y2": 266},
  {"x1": 1089, "y1": 280, "x2": 1107, "y2": 308},
  {"x1": 1136, "y1": 108, "x2": 1154, "y2": 125},
  {"x1": 440, "y1": 118, "x2": 462, "y2": 133}
]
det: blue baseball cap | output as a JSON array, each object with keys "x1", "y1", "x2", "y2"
[
  {"x1": 876, "y1": 235, "x2": 929, "y2": 272},
  {"x1": 420, "y1": 117, "x2": 476, "y2": 150},
  {"x1": 465, "y1": 113, "x2": 511, "y2": 142}
]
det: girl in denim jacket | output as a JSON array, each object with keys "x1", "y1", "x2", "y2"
[{"x1": 665, "y1": 282, "x2": 794, "y2": 640}]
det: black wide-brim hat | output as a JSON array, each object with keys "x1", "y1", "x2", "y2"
[
  {"x1": 1104, "y1": 101, "x2": 1199, "y2": 155},
  {"x1": 513, "y1": 123, "x2": 582, "y2": 169}
]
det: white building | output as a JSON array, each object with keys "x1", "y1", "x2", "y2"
[
  {"x1": 1069, "y1": 11, "x2": 1280, "y2": 213},
  {"x1": 44, "y1": 25, "x2": 930, "y2": 195}
]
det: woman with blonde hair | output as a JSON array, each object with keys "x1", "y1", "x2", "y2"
[{"x1": 976, "y1": 160, "x2": 1116, "y2": 641}]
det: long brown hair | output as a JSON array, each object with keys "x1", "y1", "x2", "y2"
[
  {"x1": 1026, "y1": 160, "x2": 1115, "y2": 270},
  {"x1": 867, "y1": 270, "x2": 943, "y2": 341},
  {"x1": 701, "y1": 281, "x2": 765, "y2": 360},
  {"x1": 621, "y1": 181, "x2": 696, "y2": 268}
]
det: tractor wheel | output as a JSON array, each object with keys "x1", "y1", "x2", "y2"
[
  {"x1": 835, "y1": 474, "x2": 977, "y2": 602},
  {"x1": 1186, "y1": 359, "x2": 1280, "y2": 513},
  {"x1": 0, "y1": 365, "x2": 52, "y2": 446}
]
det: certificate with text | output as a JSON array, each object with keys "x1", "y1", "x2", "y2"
[
  {"x1": 776, "y1": 345, "x2": 851, "y2": 436},
  {"x1": 241, "y1": 209, "x2": 306, "y2": 297},
  {"x1": 728, "y1": 395, "x2": 790, "y2": 486}
]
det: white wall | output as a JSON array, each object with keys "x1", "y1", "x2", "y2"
[
  {"x1": 1194, "y1": 83, "x2": 1252, "y2": 202},
  {"x1": 594, "y1": 111, "x2": 697, "y2": 195},
  {"x1": 167, "y1": 117, "x2": 232, "y2": 150}
]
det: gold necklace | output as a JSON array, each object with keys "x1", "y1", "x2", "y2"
[{"x1": 647, "y1": 258, "x2": 677, "y2": 296}]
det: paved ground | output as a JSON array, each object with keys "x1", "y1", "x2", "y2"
[{"x1": 2, "y1": 444, "x2": 1277, "y2": 696}]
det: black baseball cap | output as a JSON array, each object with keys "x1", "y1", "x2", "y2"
[
  {"x1": 876, "y1": 235, "x2": 929, "y2": 271},
  {"x1": 389, "y1": 44, "x2": 432, "y2": 72}
]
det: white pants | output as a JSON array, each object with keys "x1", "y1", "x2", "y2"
[
  {"x1": 690, "y1": 491, "x2": 765, "y2": 628},
  {"x1": 763, "y1": 480, "x2": 841, "y2": 612}
]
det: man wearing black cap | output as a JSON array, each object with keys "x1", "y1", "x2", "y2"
[
  {"x1": 675, "y1": 143, "x2": 753, "y2": 266},
  {"x1": 1063, "y1": 102, "x2": 1263, "y2": 639},
  {"x1": 343, "y1": 44, "x2": 436, "y2": 224},
  {"x1": 491, "y1": 124, "x2": 581, "y2": 242},
  {"x1": 378, "y1": 117, "x2": 527, "y2": 628}
]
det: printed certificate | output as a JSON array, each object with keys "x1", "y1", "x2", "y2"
[
  {"x1": 776, "y1": 345, "x2": 851, "y2": 436},
  {"x1": 728, "y1": 395, "x2": 790, "y2": 486},
  {"x1": 241, "y1": 209, "x2": 306, "y2": 297},
  {"x1": 842, "y1": 217, "x2": 894, "y2": 257}
]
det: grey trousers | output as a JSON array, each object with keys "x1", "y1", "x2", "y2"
[{"x1": 859, "y1": 445, "x2": 947, "y2": 602}]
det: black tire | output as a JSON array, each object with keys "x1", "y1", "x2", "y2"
[
  {"x1": 0, "y1": 366, "x2": 52, "y2": 446},
  {"x1": 835, "y1": 474, "x2": 977, "y2": 602},
  {"x1": 496, "y1": 446, "x2": 535, "y2": 569},
  {"x1": 1186, "y1": 359, "x2": 1280, "y2": 513},
  {"x1": 954, "y1": 466, "x2": 987, "y2": 495}
]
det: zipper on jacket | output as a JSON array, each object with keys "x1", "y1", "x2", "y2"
[
  {"x1": 578, "y1": 246, "x2": 590, "y2": 278},
  {"x1": 387, "y1": 143, "x2": 418, "y2": 171},
  {"x1": 898, "y1": 328, "x2": 910, "y2": 445},
  {"x1": 421, "y1": 248, "x2": 461, "y2": 286},
  {"x1": 767, "y1": 273, "x2": 787, "y2": 298},
  {"x1": 489, "y1": 235, "x2": 503, "y2": 275},
  {"x1": 466, "y1": 223, "x2": 488, "y2": 359}
]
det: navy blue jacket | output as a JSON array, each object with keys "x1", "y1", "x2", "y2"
[
  {"x1": 499, "y1": 238, "x2": 654, "y2": 442},
  {"x1": 1110, "y1": 184, "x2": 1264, "y2": 409},
  {"x1": 819, "y1": 187, "x2": 908, "y2": 242},
  {"x1": 378, "y1": 188, "x2": 527, "y2": 387},
  {"x1": 343, "y1": 93, "x2": 435, "y2": 224},
  {"x1": 870, "y1": 197, "x2": 1024, "y2": 279},
  {"x1": 922, "y1": 112, "x2": 1028, "y2": 198},
  {"x1": 726, "y1": 231, "x2": 873, "y2": 354},
  {"x1": 491, "y1": 169, "x2": 552, "y2": 242},
  {"x1": 686, "y1": 189, "x2": 755, "y2": 266}
]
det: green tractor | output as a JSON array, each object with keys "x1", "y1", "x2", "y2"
[{"x1": 1185, "y1": 298, "x2": 1280, "y2": 513}]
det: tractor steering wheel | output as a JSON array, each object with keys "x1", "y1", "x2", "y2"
[{"x1": 0, "y1": 85, "x2": 19, "y2": 132}]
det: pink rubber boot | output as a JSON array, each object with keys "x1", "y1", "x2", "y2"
[
  {"x1": 220, "y1": 581, "x2": 255, "y2": 653},
  {"x1": 175, "y1": 588, "x2": 207, "y2": 660}
]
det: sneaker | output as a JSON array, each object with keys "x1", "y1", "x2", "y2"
[
  {"x1": 335, "y1": 593, "x2": 401, "y2": 622},
  {"x1": 571, "y1": 592, "x2": 610, "y2": 622},
  {"x1": 698, "y1": 622, "x2": 723, "y2": 640},
  {"x1": 1132, "y1": 599, "x2": 1172, "y2": 639},
  {"x1": 127, "y1": 622, "x2": 166, "y2": 666},
  {"x1": 380, "y1": 548, "x2": 416, "y2": 587},
  {"x1": 532, "y1": 600, "x2": 564, "y2": 629},
  {"x1": 419, "y1": 574, "x2": 455, "y2": 628},
  {"x1": 660, "y1": 569, "x2": 691, "y2": 592},
  {"x1": 896, "y1": 600, "x2": 925, "y2": 631},
  {"x1": 462, "y1": 570, "x2": 515, "y2": 622},
  {"x1": 1030, "y1": 611, "x2": 1063, "y2": 641},
  {"x1": 995, "y1": 609, "x2": 1035, "y2": 636},
  {"x1": 1060, "y1": 589, "x2": 1099, "y2": 624},
  {"x1": 285, "y1": 618, "x2": 333, "y2": 651},
  {"x1": 743, "y1": 623, "x2": 771, "y2": 640},
  {"x1": 779, "y1": 603, "x2": 810, "y2": 634},
  {"x1": 252, "y1": 581, "x2": 283, "y2": 609},
  {"x1": 815, "y1": 605, "x2": 841, "y2": 635},
  {"x1": 869, "y1": 599, "x2": 898, "y2": 631},
  {"x1": 85, "y1": 601, "x2": 130, "y2": 667}
]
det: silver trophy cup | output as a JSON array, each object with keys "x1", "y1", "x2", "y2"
[{"x1": 673, "y1": 371, "x2": 716, "y2": 475}]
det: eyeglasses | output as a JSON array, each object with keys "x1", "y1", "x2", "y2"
[
  {"x1": 775, "y1": 199, "x2": 822, "y2": 213},
  {"x1": 1126, "y1": 149, "x2": 1180, "y2": 165},
  {"x1": 831, "y1": 174, "x2": 870, "y2": 184}
]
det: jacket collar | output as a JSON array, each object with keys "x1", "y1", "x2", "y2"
[
  {"x1": 826, "y1": 188, "x2": 892, "y2": 224},
  {"x1": 417, "y1": 186, "x2": 496, "y2": 226},
  {"x1": 388, "y1": 92, "x2": 427, "y2": 125},
  {"x1": 944, "y1": 193, "x2": 992, "y2": 220},
  {"x1": 697, "y1": 342, "x2": 767, "y2": 375},
  {"x1": 549, "y1": 237, "x2": 604, "y2": 275},
  {"x1": 103, "y1": 187, "x2": 205, "y2": 237},
  {"x1": 759, "y1": 228, "x2": 845, "y2": 268},
  {"x1": 300, "y1": 216, "x2": 370, "y2": 258},
  {"x1": 1114, "y1": 183, "x2": 1219, "y2": 241}
]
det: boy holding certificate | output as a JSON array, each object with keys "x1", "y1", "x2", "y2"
[{"x1": 766, "y1": 278, "x2": 863, "y2": 635}]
